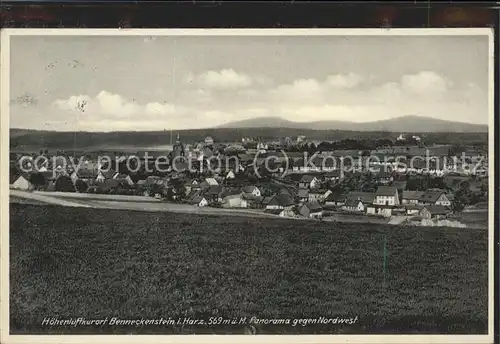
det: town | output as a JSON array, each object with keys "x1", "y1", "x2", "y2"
[{"x1": 10, "y1": 133, "x2": 488, "y2": 225}]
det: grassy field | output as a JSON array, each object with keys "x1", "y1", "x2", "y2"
[{"x1": 10, "y1": 203, "x2": 488, "y2": 334}]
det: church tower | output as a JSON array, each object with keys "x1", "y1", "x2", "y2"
[{"x1": 173, "y1": 133, "x2": 185, "y2": 158}]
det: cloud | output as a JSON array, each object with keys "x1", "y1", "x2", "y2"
[
  {"x1": 187, "y1": 69, "x2": 253, "y2": 90},
  {"x1": 269, "y1": 73, "x2": 364, "y2": 104},
  {"x1": 401, "y1": 71, "x2": 452, "y2": 95},
  {"x1": 38, "y1": 71, "x2": 486, "y2": 131},
  {"x1": 326, "y1": 73, "x2": 362, "y2": 89},
  {"x1": 53, "y1": 91, "x2": 178, "y2": 119}
]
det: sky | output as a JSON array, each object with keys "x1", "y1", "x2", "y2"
[{"x1": 9, "y1": 33, "x2": 491, "y2": 131}]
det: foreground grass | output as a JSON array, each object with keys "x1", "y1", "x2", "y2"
[{"x1": 10, "y1": 204, "x2": 488, "y2": 334}]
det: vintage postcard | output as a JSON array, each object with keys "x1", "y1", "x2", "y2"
[{"x1": 0, "y1": 28, "x2": 495, "y2": 344}]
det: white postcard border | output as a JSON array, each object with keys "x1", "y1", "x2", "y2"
[{"x1": 0, "y1": 28, "x2": 495, "y2": 344}]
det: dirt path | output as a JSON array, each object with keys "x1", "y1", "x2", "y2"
[{"x1": 10, "y1": 190, "x2": 91, "y2": 208}]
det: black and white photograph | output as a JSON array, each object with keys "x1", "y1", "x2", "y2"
[{"x1": 1, "y1": 28, "x2": 495, "y2": 343}]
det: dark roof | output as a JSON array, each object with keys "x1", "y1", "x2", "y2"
[
  {"x1": 325, "y1": 192, "x2": 347, "y2": 202},
  {"x1": 103, "y1": 179, "x2": 121, "y2": 188},
  {"x1": 420, "y1": 190, "x2": 446, "y2": 203},
  {"x1": 100, "y1": 170, "x2": 117, "y2": 179},
  {"x1": 187, "y1": 189, "x2": 202, "y2": 201},
  {"x1": 75, "y1": 169, "x2": 96, "y2": 178},
  {"x1": 347, "y1": 192, "x2": 374, "y2": 203},
  {"x1": 404, "y1": 204, "x2": 424, "y2": 210},
  {"x1": 262, "y1": 196, "x2": 273, "y2": 205},
  {"x1": 343, "y1": 199, "x2": 363, "y2": 207},
  {"x1": 297, "y1": 189, "x2": 309, "y2": 198},
  {"x1": 325, "y1": 170, "x2": 341, "y2": 178},
  {"x1": 300, "y1": 175, "x2": 316, "y2": 183},
  {"x1": 268, "y1": 194, "x2": 294, "y2": 207},
  {"x1": 392, "y1": 181, "x2": 407, "y2": 190},
  {"x1": 204, "y1": 185, "x2": 223, "y2": 195},
  {"x1": 115, "y1": 173, "x2": 130, "y2": 179},
  {"x1": 375, "y1": 186, "x2": 398, "y2": 197},
  {"x1": 303, "y1": 201, "x2": 323, "y2": 212},
  {"x1": 374, "y1": 170, "x2": 392, "y2": 178},
  {"x1": 40, "y1": 171, "x2": 56, "y2": 180},
  {"x1": 422, "y1": 205, "x2": 449, "y2": 215},
  {"x1": 402, "y1": 191, "x2": 424, "y2": 200},
  {"x1": 190, "y1": 196, "x2": 206, "y2": 205},
  {"x1": 310, "y1": 188, "x2": 327, "y2": 194},
  {"x1": 10, "y1": 173, "x2": 29, "y2": 184},
  {"x1": 242, "y1": 185, "x2": 257, "y2": 193}
]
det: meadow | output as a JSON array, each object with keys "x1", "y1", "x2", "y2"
[{"x1": 9, "y1": 204, "x2": 488, "y2": 334}]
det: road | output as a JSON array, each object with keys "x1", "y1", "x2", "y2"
[{"x1": 10, "y1": 189, "x2": 280, "y2": 219}]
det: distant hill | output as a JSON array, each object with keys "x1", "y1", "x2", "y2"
[
  {"x1": 218, "y1": 115, "x2": 488, "y2": 133},
  {"x1": 9, "y1": 126, "x2": 487, "y2": 152}
]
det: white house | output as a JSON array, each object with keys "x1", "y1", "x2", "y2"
[
  {"x1": 366, "y1": 205, "x2": 393, "y2": 217},
  {"x1": 341, "y1": 199, "x2": 364, "y2": 213},
  {"x1": 10, "y1": 174, "x2": 32, "y2": 190},
  {"x1": 308, "y1": 190, "x2": 326, "y2": 202},
  {"x1": 96, "y1": 170, "x2": 118, "y2": 183},
  {"x1": 299, "y1": 175, "x2": 320, "y2": 189},
  {"x1": 222, "y1": 194, "x2": 248, "y2": 208},
  {"x1": 373, "y1": 186, "x2": 400, "y2": 206},
  {"x1": 225, "y1": 170, "x2": 236, "y2": 180},
  {"x1": 190, "y1": 196, "x2": 208, "y2": 207}
]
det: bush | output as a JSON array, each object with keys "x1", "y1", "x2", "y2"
[
  {"x1": 75, "y1": 179, "x2": 88, "y2": 193},
  {"x1": 55, "y1": 176, "x2": 75, "y2": 192}
]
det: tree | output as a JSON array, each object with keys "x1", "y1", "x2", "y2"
[
  {"x1": 451, "y1": 197, "x2": 465, "y2": 213},
  {"x1": 29, "y1": 172, "x2": 46, "y2": 190},
  {"x1": 75, "y1": 179, "x2": 88, "y2": 193},
  {"x1": 55, "y1": 176, "x2": 75, "y2": 192}
]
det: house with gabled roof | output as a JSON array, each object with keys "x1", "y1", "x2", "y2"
[
  {"x1": 325, "y1": 170, "x2": 342, "y2": 182},
  {"x1": 265, "y1": 194, "x2": 294, "y2": 210},
  {"x1": 419, "y1": 190, "x2": 451, "y2": 206},
  {"x1": 402, "y1": 191, "x2": 424, "y2": 204},
  {"x1": 95, "y1": 169, "x2": 118, "y2": 183},
  {"x1": 297, "y1": 189, "x2": 309, "y2": 203},
  {"x1": 184, "y1": 179, "x2": 201, "y2": 195},
  {"x1": 241, "y1": 185, "x2": 261, "y2": 197},
  {"x1": 347, "y1": 191, "x2": 375, "y2": 205},
  {"x1": 203, "y1": 185, "x2": 224, "y2": 203},
  {"x1": 341, "y1": 198, "x2": 365, "y2": 213},
  {"x1": 113, "y1": 173, "x2": 134, "y2": 186},
  {"x1": 190, "y1": 195, "x2": 208, "y2": 207},
  {"x1": 420, "y1": 205, "x2": 450, "y2": 220},
  {"x1": 10, "y1": 173, "x2": 32, "y2": 190},
  {"x1": 373, "y1": 186, "x2": 399, "y2": 206},
  {"x1": 405, "y1": 203, "x2": 424, "y2": 216},
  {"x1": 70, "y1": 168, "x2": 97, "y2": 185},
  {"x1": 298, "y1": 201, "x2": 323, "y2": 219},
  {"x1": 324, "y1": 192, "x2": 347, "y2": 207},
  {"x1": 221, "y1": 194, "x2": 248, "y2": 208},
  {"x1": 299, "y1": 174, "x2": 320, "y2": 189},
  {"x1": 308, "y1": 189, "x2": 327, "y2": 202}
]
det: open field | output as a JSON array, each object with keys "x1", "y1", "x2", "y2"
[{"x1": 10, "y1": 203, "x2": 488, "y2": 334}]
